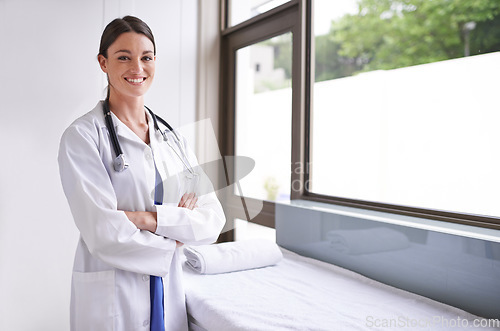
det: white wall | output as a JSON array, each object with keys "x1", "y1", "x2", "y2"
[{"x1": 0, "y1": 0, "x2": 198, "y2": 330}]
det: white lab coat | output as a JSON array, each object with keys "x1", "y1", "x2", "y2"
[{"x1": 58, "y1": 101, "x2": 225, "y2": 331}]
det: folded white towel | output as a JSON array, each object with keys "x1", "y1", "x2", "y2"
[
  {"x1": 326, "y1": 227, "x2": 410, "y2": 255},
  {"x1": 183, "y1": 239, "x2": 283, "y2": 274}
]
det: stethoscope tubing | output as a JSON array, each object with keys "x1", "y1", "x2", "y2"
[{"x1": 103, "y1": 100, "x2": 196, "y2": 176}]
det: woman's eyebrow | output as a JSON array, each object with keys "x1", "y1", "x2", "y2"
[{"x1": 114, "y1": 50, "x2": 154, "y2": 54}]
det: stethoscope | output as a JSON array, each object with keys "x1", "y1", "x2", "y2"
[{"x1": 103, "y1": 99, "x2": 197, "y2": 178}]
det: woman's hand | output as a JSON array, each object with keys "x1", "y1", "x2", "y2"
[
  {"x1": 124, "y1": 211, "x2": 183, "y2": 248},
  {"x1": 178, "y1": 193, "x2": 198, "y2": 210},
  {"x1": 123, "y1": 193, "x2": 196, "y2": 240},
  {"x1": 124, "y1": 211, "x2": 157, "y2": 233}
]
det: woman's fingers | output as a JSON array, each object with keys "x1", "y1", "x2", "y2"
[
  {"x1": 186, "y1": 194, "x2": 198, "y2": 210},
  {"x1": 178, "y1": 193, "x2": 187, "y2": 207}
]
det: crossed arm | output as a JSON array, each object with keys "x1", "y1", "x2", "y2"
[{"x1": 124, "y1": 192, "x2": 198, "y2": 247}]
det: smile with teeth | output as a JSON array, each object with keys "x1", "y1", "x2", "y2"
[{"x1": 125, "y1": 77, "x2": 146, "y2": 83}]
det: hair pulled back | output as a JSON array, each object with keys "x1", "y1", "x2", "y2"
[
  {"x1": 98, "y1": 15, "x2": 156, "y2": 59},
  {"x1": 98, "y1": 16, "x2": 155, "y2": 100}
]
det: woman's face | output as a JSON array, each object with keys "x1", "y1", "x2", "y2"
[{"x1": 98, "y1": 32, "x2": 156, "y2": 100}]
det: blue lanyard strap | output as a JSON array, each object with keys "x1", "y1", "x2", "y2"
[
  {"x1": 150, "y1": 276, "x2": 165, "y2": 331},
  {"x1": 150, "y1": 161, "x2": 165, "y2": 331}
]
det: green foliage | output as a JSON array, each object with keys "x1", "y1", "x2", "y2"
[
  {"x1": 260, "y1": 0, "x2": 500, "y2": 85},
  {"x1": 272, "y1": 37, "x2": 293, "y2": 79},
  {"x1": 470, "y1": 14, "x2": 500, "y2": 54},
  {"x1": 315, "y1": 34, "x2": 366, "y2": 81},
  {"x1": 315, "y1": 0, "x2": 500, "y2": 80}
]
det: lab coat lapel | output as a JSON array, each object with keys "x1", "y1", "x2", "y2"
[
  {"x1": 147, "y1": 113, "x2": 174, "y2": 204},
  {"x1": 147, "y1": 113, "x2": 187, "y2": 205},
  {"x1": 147, "y1": 113, "x2": 170, "y2": 180}
]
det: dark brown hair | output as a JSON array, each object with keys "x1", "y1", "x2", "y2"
[{"x1": 98, "y1": 15, "x2": 156, "y2": 59}]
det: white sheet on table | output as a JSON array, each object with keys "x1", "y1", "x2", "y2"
[{"x1": 182, "y1": 248, "x2": 498, "y2": 331}]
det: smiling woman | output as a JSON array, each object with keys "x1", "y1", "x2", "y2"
[
  {"x1": 57, "y1": 15, "x2": 225, "y2": 331},
  {"x1": 96, "y1": 17, "x2": 157, "y2": 144},
  {"x1": 98, "y1": 33, "x2": 156, "y2": 104},
  {"x1": 98, "y1": 31, "x2": 156, "y2": 143}
]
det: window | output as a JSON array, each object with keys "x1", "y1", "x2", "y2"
[
  {"x1": 235, "y1": 33, "x2": 293, "y2": 202},
  {"x1": 308, "y1": 0, "x2": 500, "y2": 227},
  {"x1": 227, "y1": 0, "x2": 291, "y2": 27},
  {"x1": 220, "y1": 0, "x2": 500, "y2": 231},
  {"x1": 219, "y1": 1, "x2": 303, "y2": 241}
]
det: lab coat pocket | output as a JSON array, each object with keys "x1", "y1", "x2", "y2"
[{"x1": 72, "y1": 270, "x2": 116, "y2": 331}]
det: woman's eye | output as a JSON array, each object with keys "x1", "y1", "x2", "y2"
[
  {"x1": 142, "y1": 56, "x2": 153, "y2": 61},
  {"x1": 118, "y1": 56, "x2": 129, "y2": 61}
]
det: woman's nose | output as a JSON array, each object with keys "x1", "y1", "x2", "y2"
[{"x1": 130, "y1": 59, "x2": 143, "y2": 73}]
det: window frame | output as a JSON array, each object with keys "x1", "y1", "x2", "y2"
[
  {"x1": 219, "y1": 0, "x2": 307, "y2": 241},
  {"x1": 219, "y1": 0, "x2": 500, "y2": 238}
]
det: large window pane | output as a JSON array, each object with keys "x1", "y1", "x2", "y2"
[
  {"x1": 235, "y1": 33, "x2": 292, "y2": 201},
  {"x1": 310, "y1": 0, "x2": 500, "y2": 217},
  {"x1": 228, "y1": 0, "x2": 290, "y2": 27}
]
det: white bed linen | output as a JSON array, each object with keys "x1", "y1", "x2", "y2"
[
  {"x1": 182, "y1": 248, "x2": 498, "y2": 331},
  {"x1": 183, "y1": 239, "x2": 282, "y2": 274}
]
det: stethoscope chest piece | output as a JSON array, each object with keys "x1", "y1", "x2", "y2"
[{"x1": 113, "y1": 154, "x2": 129, "y2": 172}]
